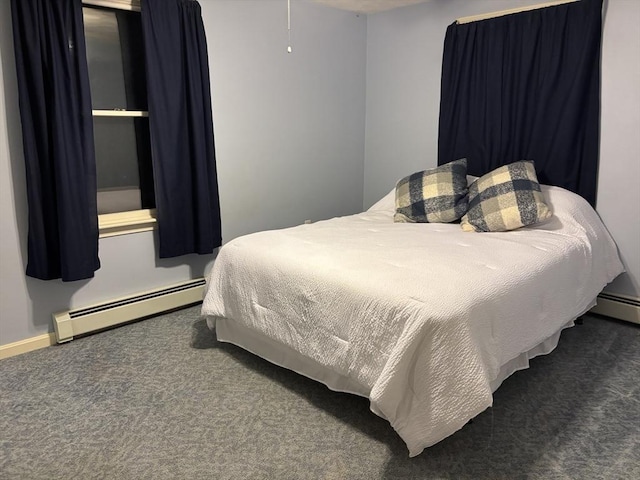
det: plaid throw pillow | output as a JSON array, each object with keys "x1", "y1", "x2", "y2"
[
  {"x1": 460, "y1": 161, "x2": 552, "y2": 232},
  {"x1": 394, "y1": 159, "x2": 468, "y2": 223}
]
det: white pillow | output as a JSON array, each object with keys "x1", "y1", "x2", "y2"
[{"x1": 367, "y1": 189, "x2": 395, "y2": 212}]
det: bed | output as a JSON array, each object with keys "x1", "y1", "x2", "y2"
[{"x1": 201, "y1": 170, "x2": 623, "y2": 457}]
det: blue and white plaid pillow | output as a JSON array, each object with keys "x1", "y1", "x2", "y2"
[
  {"x1": 394, "y1": 159, "x2": 468, "y2": 223},
  {"x1": 461, "y1": 161, "x2": 552, "y2": 232}
]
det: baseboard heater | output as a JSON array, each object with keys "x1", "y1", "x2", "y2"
[
  {"x1": 589, "y1": 292, "x2": 640, "y2": 325},
  {"x1": 53, "y1": 278, "x2": 206, "y2": 343}
]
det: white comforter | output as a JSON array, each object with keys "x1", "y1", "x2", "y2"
[{"x1": 202, "y1": 185, "x2": 624, "y2": 456}]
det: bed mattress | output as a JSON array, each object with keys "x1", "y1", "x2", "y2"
[{"x1": 202, "y1": 185, "x2": 623, "y2": 456}]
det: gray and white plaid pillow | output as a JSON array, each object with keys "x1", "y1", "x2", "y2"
[
  {"x1": 460, "y1": 160, "x2": 552, "y2": 232},
  {"x1": 394, "y1": 159, "x2": 468, "y2": 223}
]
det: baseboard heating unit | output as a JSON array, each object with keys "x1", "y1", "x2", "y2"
[
  {"x1": 53, "y1": 278, "x2": 206, "y2": 343},
  {"x1": 590, "y1": 292, "x2": 640, "y2": 324}
]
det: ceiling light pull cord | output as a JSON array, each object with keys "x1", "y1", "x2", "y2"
[{"x1": 287, "y1": 0, "x2": 292, "y2": 53}]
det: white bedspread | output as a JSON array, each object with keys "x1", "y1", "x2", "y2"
[{"x1": 202, "y1": 185, "x2": 624, "y2": 456}]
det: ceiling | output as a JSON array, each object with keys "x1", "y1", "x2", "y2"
[{"x1": 311, "y1": 0, "x2": 429, "y2": 15}]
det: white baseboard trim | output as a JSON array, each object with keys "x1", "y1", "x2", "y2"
[
  {"x1": 589, "y1": 292, "x2": 640, "y2": 324},
  {"x1": 0, "y1": 333, "x2": 57, "y2": 360}
]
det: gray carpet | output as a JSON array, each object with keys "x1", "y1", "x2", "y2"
[{"x1": 1, "y1": 306, "x2": 638, "y2": 480}]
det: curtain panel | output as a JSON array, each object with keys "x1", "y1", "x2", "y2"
[
  {"x1": 437, "y1": 0, "x2": 603, "y2": 206},
  {"x1": 11, "y1": 0, "x2": 221, "y2": 281},
  {"x1": 11, "y1": 0, "x2": 100, "y2": 281},
  {"x1": 141, "y1": 0, "x2": 222, "y2": 258}
]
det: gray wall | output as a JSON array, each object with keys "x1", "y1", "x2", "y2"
[
  {"x1": 364, "y1": 0, "x2": 640, "y2": 299},
  {"x1": 203, "y1": 0, "x2": 366, "y2": 241},
  {"x1": 0, "y1": 0, "x2": 366, "y2": 345},
  {"x1": 597, "y1": 0, "x2": 640, "y2": 298}
]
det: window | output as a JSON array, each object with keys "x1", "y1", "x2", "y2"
[{"x1": 82, "y1": 0, "x2": 156, "y2": 236}]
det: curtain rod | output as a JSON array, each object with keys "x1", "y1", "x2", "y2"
[{"x1": 456, "y1": 0, "x2": 579, "y2": 24}]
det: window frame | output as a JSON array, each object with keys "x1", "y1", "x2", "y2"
[{"x1": 83, "y1": 0, "x2": 155, "y2": 238}]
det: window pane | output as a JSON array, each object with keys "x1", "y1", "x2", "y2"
[
  {"x1": 94, "y1": 116, "x2": 155, "y2": 214},
  {"x1": 83, "y1": 6, "x2": 147, "y2": 110}
]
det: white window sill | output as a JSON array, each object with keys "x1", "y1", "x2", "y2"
[
  {"x1": 84, "y1": 0, "x2": 141, "y2": 12},
  {"x1": 99, "y1": 209, "x2": 157, "y2": 238}
]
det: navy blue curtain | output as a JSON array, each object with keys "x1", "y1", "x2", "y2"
[
  {"x1": 141, "y1": 0, "x2": 222, "y2": 257},
  {"x1": 437, "y1": 0, "x2": 602, "y2": 206},
  {"x1": 11, "y1": 0, "x2": 100, "y2": 281}
]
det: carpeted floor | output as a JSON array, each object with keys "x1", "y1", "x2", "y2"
[{"x1": 1, "y1": 306, "x2": 638, "y2": 480}]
